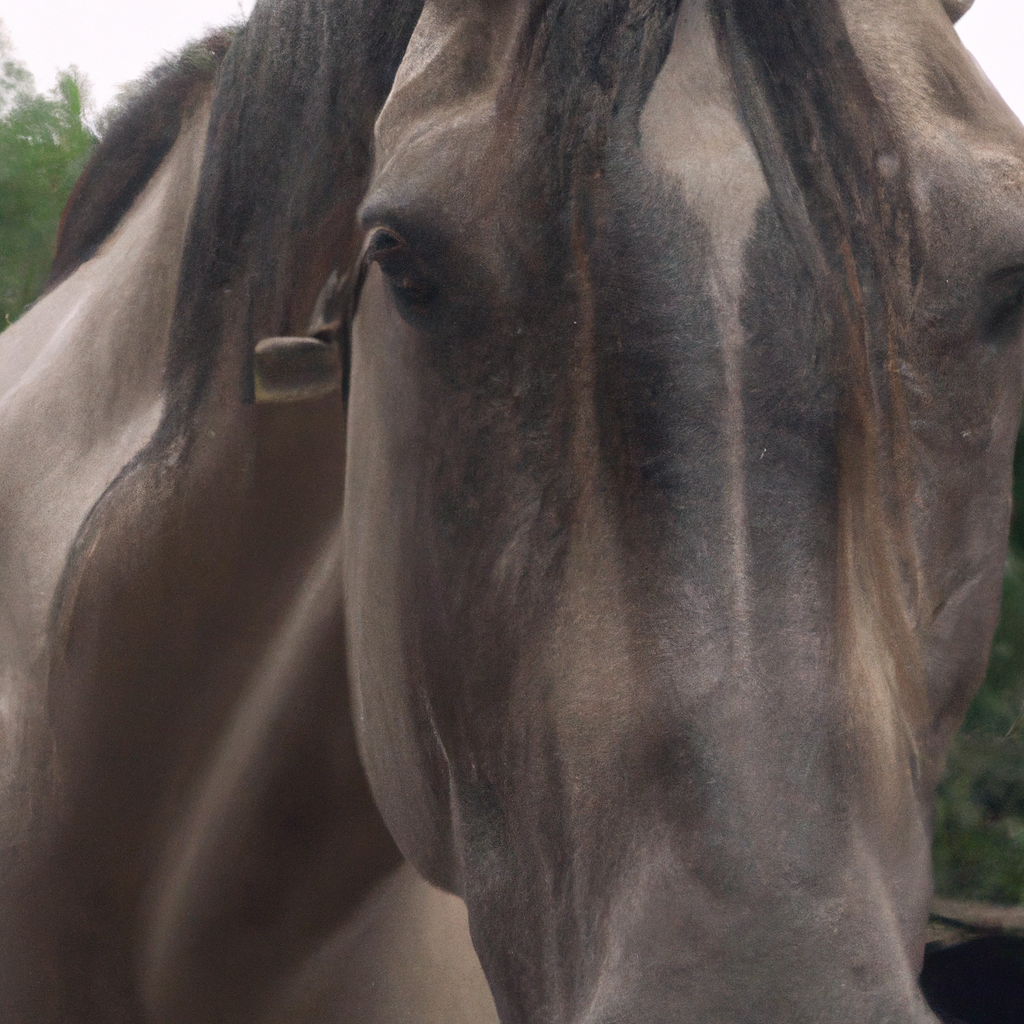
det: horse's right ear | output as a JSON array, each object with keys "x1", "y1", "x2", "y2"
[
  {"x1": 253, "y1": 267, "x2": 358, "y2": 404},
  {"x1": 941, "y1": 0, "x2": 974, "y2": 23},
  {"x1": 253, "y1": 336, "x2": 342, "y2": 404}
]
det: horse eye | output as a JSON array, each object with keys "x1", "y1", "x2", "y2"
[
  {"x1": 365, "y1": 227, "x2": 438, "y2": 311},
  {"x1": 366, "y1": 227, "x2": 406, "y2": 263},
  {"x1": 984, "y1": 270, "x2": 1024, "y2": 341}
]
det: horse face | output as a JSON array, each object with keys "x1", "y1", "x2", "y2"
[{"x1": 343, "y1": 0, "x2": 1024, "y2": 1019}]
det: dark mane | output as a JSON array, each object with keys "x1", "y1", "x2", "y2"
[
  {"x1": 501, "y1": 0, "x2": 682, "y2": 217},
  {"x1": 711, "y1": 0, "x2": 920, "y2": 360},
  {"x1": 506, "y1": 0, "x2": 918, "y2": 367},
  {"x1": 47, "y1": 31, "x2": 237, "y2": 290},
  {"x1": 157, "y1": 0, "x2": 423, "y2": 431}
]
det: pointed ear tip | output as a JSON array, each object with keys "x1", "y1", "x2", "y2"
[
  {"x1": 253, "y1": 336, "x2": 342, "y2": 404},
  {"x1": 942, "y1": 0, "x2": 975, "y2": 24}
]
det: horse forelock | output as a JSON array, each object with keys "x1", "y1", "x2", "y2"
[
  {"x1": 706, "y1": 0, "x2": 928, "y2": 774},
  {"x1": 496, "y1": 0, "x2": 925, "y2": 743}
]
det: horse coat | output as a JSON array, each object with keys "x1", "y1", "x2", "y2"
[
  {"x1": 1, "y1": 0, "x2": 1024, "y2": 1022},
  {"x1": 0, "y1": 26, "x2": 491, "y2": 1024}
]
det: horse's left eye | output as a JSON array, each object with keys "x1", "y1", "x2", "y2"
[
  {"x1": 366, "y1": 226, "x2": 405, "y2": 262},
  {"x1": 366, "y1": 227, "x2": 438, "y2": 312},
  {"x1": 983, "y1": 267, "x2": 1024, "y2": 341}
]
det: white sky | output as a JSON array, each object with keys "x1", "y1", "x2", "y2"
[
  {"x1": 1, "y1": 0, "x2": 1021, "y2": 122},
  {"x1": 2, "y1": 1, "x2": 257, "y2": 114},
  {"x1": 956, "y1": 0, "x2": 1024, "y2": 123}
]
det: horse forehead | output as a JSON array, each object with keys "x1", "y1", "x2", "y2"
[
  {"x1": 370, "y1": 0, "x2": 1024, "y2": 250},
  {"x1": 839, "y1": 0, "x2": 1024, "y2": 261},
  {"x1": 373, "y1": 0, "x2": 525, "y2": 171},
  {"x1": 644, "y1": 0, "x2": 1024, "y2": 263},
  {"x1": 639, "y1": 1, "x2": 767, "y2": 282}
]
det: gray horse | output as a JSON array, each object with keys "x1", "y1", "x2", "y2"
[{"x1": 1, "y1": 1, "x2": 1022, "y2": 1021}]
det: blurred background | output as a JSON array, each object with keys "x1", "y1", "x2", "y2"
[{"x1": 1, "y1": 1, "x2": 1023, "y2": 903}]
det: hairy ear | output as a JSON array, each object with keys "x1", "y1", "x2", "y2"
[{"x1": 942, "y1": 0, "x2": 975, "y2": 23}]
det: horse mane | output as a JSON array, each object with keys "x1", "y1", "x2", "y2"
[
  {"x1": 505, "y1": 0, "x2": 917, "y2": 344},
  {"x1": 47, "y1": 30, "x2": 237, "y2": 290},
  {"x1": 158, "y1": 0, "x2": 423, "y2": 430},
  {"x1": 711, "y1": 0, "x2": 920, "y2": 322}
]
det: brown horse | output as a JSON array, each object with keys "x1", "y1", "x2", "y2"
[
  {"x1": 0, "y1": 22, "x2": 490, "y2": 1024},
  {"x1": 1, "y1": 0, "x2": 1023, "y2": 1021},
  {"x1": 344, "y1": 0, "x2": 1024, "y2": 1019}
]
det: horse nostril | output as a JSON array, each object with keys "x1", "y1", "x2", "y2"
[{"x1": 253, "y1": 335, "x2": 342, "y2": 403}]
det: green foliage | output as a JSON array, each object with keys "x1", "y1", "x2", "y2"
[
  {"x1": 933, "y1": 429, "x2": 1024, "y2": 904},
  {"x1": 933, "y1": 735, "x2": 1024, "y2": 903},
  {"x1": 0, "y1": 28, "x2": 97, "y2": 328}
]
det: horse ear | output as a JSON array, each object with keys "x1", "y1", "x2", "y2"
[{"x1": 941, "y1": 0, "x2": 974, "y2": 23}]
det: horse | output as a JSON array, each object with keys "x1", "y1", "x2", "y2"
[
  {"x1": 1, "y1": 0, "x2": 1023, "y2": 1021},
  {"x1": 0, "y1": 24, "x2": 491, "y2": 1024}
]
